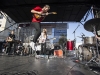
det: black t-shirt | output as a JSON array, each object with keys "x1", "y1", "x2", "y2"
[{"x1": 9, "y1": 34, "x2": 15, "y2": 41}]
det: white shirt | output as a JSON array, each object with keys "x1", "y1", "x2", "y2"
[{"x1": 39, "y1": 32, "x2": 47, "y2": 43}]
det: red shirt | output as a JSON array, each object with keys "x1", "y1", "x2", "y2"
[{"x1": 32, "y1": 6, "x2": 44, "y2": 22}]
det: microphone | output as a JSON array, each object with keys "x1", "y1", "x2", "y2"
[{"x1": 81, "y1": 33, "x2": 85, "y2": 36}]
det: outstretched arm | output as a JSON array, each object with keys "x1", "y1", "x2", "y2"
[{"x1": 31, "y1": 9, "x2": 42, "y2": 15}]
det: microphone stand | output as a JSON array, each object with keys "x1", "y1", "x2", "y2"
[{"x1": 72, "y1": 25, "x2": 80, "y2": 57}]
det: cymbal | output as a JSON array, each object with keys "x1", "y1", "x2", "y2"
[{"x1": 84, "y1": 18, "x2": 100, "y2": 32}]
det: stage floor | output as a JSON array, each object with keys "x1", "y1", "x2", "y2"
[{"x1": 0, "y1": 54, "x2": 97, "y2": 75}]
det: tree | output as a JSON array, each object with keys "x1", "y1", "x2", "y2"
[{"x1": 58, "y1": 34, "x2": 67, "y2": 48}]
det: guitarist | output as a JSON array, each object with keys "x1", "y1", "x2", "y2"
[
  {"x1": 6, "y1": 30, "x2": 15, "y2": 55},
  {"x1": 38, "y1": 28, "x2": 47, "y2": 55},
  {"x1": 31, "y1": 5, "x2": 50, "y2": 49}
]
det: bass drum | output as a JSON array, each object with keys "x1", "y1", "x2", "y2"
[{"x1": 78, "y1": 45, "x2": 95, "y2": 61}]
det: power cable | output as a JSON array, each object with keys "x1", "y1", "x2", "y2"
[{"x1": 67, "y1": 63, "x2": 77, "y2": 75}]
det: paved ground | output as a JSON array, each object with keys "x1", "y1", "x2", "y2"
[{"x1": 0, "y1": 54, "x2": 96, "y2": 75}]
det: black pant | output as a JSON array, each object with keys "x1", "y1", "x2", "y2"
[
  {"x1": 7, "y1": 42, "x2": 14, "y2": 54},
  {"x1": 31, "y1": 22, "x2": 41, "y2": 43},
  {"x1": 41, "y1": 43, "x2": 46, "y2": 55}
]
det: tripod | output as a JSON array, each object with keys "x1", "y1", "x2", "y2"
[{"x1": 85, "y1": 26, "x2": 100, "y2": 66}]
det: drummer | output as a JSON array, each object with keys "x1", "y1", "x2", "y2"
[
  {"x1": 95, "y1": 35, "x2": 100, "y2": 40},
  {"x1": 95, "y1": 35, "x2": 100, "y2": 53}
]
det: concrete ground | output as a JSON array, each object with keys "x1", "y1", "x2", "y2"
[{"x1": 0, "y1": 54, "x2": 97, "y2": 75}]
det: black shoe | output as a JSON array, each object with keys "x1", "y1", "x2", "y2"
[{"x1": 8, "y1": 53, "x2": 13, "y2": 55}]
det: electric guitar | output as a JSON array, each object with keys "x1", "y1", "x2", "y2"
[
  {"x1": 34, "y1": 12, "x2": 57, "y2": 19},
  {"x1": 6, "y1": 37, "x2": 13, "y2": 42}
]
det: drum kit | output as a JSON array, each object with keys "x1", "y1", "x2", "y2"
[{"x1": 77, "y1": 18, "x2": 100, "y2": 66}]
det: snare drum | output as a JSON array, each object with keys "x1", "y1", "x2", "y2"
[
  {"x1": 83, "y1": 36, "x2": 96, "y2": 45},
  {"x1": 67, "y1": 40, "x2": 74, "y2": 51}
]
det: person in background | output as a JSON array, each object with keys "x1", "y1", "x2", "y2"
[
  {"x1": 38, "y1": 28, "x2": 47, "y2": 55},
  {"x1": 6, "y1": 30, "x2": 15, "y2": 55}
]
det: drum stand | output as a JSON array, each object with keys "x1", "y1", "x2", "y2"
[
  {"x1": 85, "y1": 26, "x2": 100, "y2": 66},
  {"x1": 78, "y1": 34, "x2": 85, "y2": 61}
]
